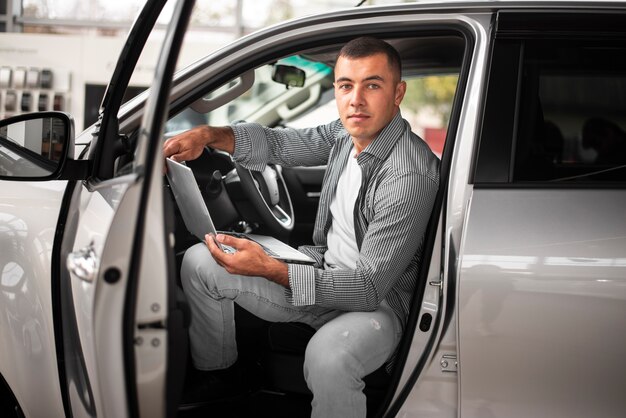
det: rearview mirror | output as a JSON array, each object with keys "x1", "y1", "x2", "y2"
[
  {"x1": 0, "y1": 112, "x2": 74, "y2": 180},
  {"x1": 272, "y1": 64, "x2": 306, "y2": 88}
]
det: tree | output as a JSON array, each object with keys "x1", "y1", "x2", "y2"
[{"x1": 402, "y1": 75, "x2": 458, "y2": 126}]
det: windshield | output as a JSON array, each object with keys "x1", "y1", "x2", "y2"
[{"x1": 166, "y1": 56, "x2": 333, "y2": 133}]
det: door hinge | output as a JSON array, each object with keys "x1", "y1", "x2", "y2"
[{"x1": 440, "y1": 354, "x2": 458, "y2": 373}]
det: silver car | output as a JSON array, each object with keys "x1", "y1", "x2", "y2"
[{"x1": 1, "y1": 1, "x2": 625, "y2": 417}]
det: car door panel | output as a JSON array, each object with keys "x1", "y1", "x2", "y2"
[
  {"x1": 132, "y1": 172, "x2": 170, "y2": 418},
  {"x1": 65, "y1": 183, "x2": 121, "y2": 418},
  {"x1": 63, "y1": 156, "x2": 174, "y2": 418},
  {"x1": 460, "y1": 14, "x2": 626, "y2": 416},
  {"x1": 459, "y1": 189, "x2": 626, "y2": 417},
  {"x1": 57, "y1": 0, "x2": 192, "y2": 415},
  {"x1": 60, "y1": 175, "x2": 138, "y2": 417}
]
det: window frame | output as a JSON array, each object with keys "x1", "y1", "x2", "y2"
[{"x1": 473, "y1": 10, "x2": 626, "y2": 188}]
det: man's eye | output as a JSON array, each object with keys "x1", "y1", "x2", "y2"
[
  {"x1": 367, "y1": 84, "x2": 380, "y2": 89},
  {"x1": 338, "y1": 84, "x2": 352, "y2": 90}
]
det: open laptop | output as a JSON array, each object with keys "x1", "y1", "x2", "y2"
[{"x1": 165, "y1": 158, "x2": 315, "y2": 265}]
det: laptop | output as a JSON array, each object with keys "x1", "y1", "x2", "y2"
[{"x1": 165, "y1": 158, "x2": 315, "y2": 265}]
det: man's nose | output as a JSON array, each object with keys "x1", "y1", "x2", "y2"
[{"x1": 350, "y1": 86, "x2": 365, "y2": 107}]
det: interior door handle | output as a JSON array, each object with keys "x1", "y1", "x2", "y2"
[{"x1": 67, "y1": 242, "x2": 99, "y2": 282}]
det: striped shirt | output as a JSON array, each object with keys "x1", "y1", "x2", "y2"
[{"x1": 232, "y1": 112, "x2": 439, "y2": 330}]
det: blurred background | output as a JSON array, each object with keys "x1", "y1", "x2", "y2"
[{"x1": 0, "y1": 0, "x2": 454, "y2": 146}]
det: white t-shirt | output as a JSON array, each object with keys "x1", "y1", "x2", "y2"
[{"x1": 324, "y1": 148, "x2": 361, "y2": 270}]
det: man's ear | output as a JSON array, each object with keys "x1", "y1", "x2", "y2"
[{"x1": 395, "y1": 80, "x2": 407, "y2": 106}]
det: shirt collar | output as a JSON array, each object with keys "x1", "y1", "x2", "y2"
[{"x1": 355, "y1": 111, "x2": 406, "y2": 166}]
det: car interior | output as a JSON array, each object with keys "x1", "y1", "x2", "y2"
[{"x1": 145, "y1": 34, "x2": 466, "y2": 417}]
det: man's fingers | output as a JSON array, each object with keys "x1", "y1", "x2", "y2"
[
  {"x1": 162, "y1": 139, "x2": 180, "y2": 159},
  {"x1": 205, "y1": 234, "x2": 230, "y2": 264},
  {"x1": 215, "y1": 233, "x2": 250, "y2": 250},
  {"x1": 163, "y1": 132, "x2": 199, "y2": 162}
]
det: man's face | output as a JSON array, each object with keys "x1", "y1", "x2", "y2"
[{"x1": 334, "y1": 53, "x2": 406, "y2": 144}]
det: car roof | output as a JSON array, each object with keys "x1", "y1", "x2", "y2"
[
  {"x1": 350, "y1": 0, "x2": 626, "y2": 10},
  {"x1": 275, "y1": 0, "x2": 626, "y2": 29},
  {"x1": 119, "y1": 0, "x2": 626, "y2": 130}
]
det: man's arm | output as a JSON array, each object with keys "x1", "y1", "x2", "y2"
[
  {"x1": 163, "y1": 125, "x2": 235, "y2": 161},
  {"x1": 163, "y1": 120, "x2": 343, "y2": 169},
  {"x1": 230, "y1": 121, "x2": 343, "y2": 170},
  {"x1": 162, "y1": 120, "x2": 343, "y2": 285}
]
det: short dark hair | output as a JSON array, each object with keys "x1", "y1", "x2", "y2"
[{"x1": 337, "y1": 36, "x2": 402, "y2": 81}]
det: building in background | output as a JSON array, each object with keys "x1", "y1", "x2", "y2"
[{"x1": 0, "y1": 0, "x2": 451, "y2": 143}]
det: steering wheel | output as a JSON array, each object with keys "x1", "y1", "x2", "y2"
[{"x1": 234, "y1": 162, "x2": 295, "y2": 238}]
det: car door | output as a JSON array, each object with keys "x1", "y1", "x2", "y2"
[
  {"x1": 55, "y1": 0, "x2": 194, "y2": 417},
  {"x1": 459, "y1": 11, "x2": 626, "y2": 418},
  {"x1": 0, "y1": 1, "x2": 175, "y2": 416}
]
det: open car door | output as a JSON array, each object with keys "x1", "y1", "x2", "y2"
[{"x1": 57, "y1": 0, "x2": 194, "y2": 416}]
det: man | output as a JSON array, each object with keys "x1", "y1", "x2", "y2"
[{"x1": 163, "y1": 36, "x2": 439, "y2": 418}]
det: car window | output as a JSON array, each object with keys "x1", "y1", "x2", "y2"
[
  {"x1": 165, "y1": 56, "x2": 333, "y2": 133},
  {"x1": 286, "y1": 74, "x2": 459, "y2": 158},
  {"x1": 166, "y1": 53, "x2": 459, "y2": 162},
  {"x1": 513, "y1": 40, "x2": 626, "y2": 182}
]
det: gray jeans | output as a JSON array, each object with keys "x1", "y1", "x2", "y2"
[{"x1": 181, "y1": 243, "x2": 402, "y2": 418}]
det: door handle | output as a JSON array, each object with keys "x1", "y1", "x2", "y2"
[{"x1": 67, "y1": 241, "x2": 99, "y2": 282}]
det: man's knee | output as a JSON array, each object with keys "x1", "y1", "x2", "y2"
[
  {"x1": 304, "y1": 326, "x2": 363, "y2": 384},
  {"x1": 181, "y1": 243, "x2": 224, "y2": 294}
]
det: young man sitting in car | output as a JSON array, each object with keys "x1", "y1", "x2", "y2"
[{"x1": 163, "y1": 36, "x2": 439, "y2": 418}]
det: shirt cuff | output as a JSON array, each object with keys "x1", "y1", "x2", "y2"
[
  {"x1": 231, "y1": 122, "x2": 268, "y2": 171},
  {"x1": 285, "y1": 263, "x2": 316, "y2": 306}
]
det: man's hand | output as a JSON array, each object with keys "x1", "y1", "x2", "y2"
[
  {"x1": 205, "y1": 233, "x2": 290, "y2": 288},
  {"x1": 163, "y1": 125, "x2": 236, "y2": 163}
]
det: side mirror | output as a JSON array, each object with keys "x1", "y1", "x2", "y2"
[
  {"x1": 0, "y1": 112, "x2": 81, "y2": 181},
  {"x1": 272, "y1": 64, "x2": 306, "y2": 88}
]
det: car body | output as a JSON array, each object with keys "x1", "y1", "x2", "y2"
[{"x1": 1, "y1": 1, "x2": 625, "y2": 417}]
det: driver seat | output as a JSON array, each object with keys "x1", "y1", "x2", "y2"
[{"x1": 235, "y1": 307, "x2": 392, "y2": 417}]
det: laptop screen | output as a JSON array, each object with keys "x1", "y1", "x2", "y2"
[{"x1": 165, "y1": 158, "x2": 219, "y2": 241}]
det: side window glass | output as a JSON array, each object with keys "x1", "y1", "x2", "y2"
[
  {"x1": 402, "y1": 75, "x2": 459, "y2": 158},
  {"x1": 513, "y1": 40, "x2": 626, "y2": 182},
  {"x1": 166, "y1": 36, "x2": 465, "y2": 163},
  {"x1": 285, "y1": 74, "x2": 460, "y2": 159}
]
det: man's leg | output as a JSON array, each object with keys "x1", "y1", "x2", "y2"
[
  {"x1": 181, "y1": 243, "x2": 337, "y2": 370},
  {"x1": 303, "y1": 302, "x2": 402, "y2": 418}
]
